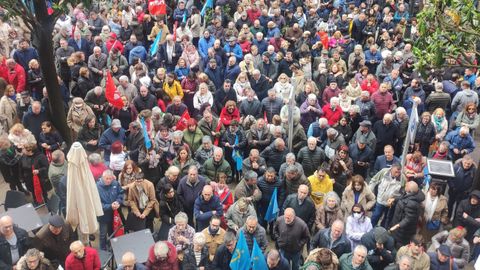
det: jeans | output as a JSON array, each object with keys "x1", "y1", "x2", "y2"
[
  {"x1": 371, "y1": 203, "x2": 391, "y2": 227},
  {"x1": 280, "y1": 249, "x2": 302, "y2": 270},
  {"x1": 99, "y1": 221, "x2": 113, "y2": 250}
]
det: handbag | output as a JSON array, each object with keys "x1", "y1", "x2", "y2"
[
  {"x1": 32, "y1": 165, "x2": 44, "y2": 204},
  {"x1": 112, "y1": 209, "x2": 125, "y2": 237},
  {"x1": 426, "y1": 220, "x2": 440, "y2": 230}
]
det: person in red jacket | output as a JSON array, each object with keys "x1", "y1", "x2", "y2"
[
  {"x1": 0, "y1": 58, "x2": 26, "y2": 93},
  {"x1": 65, "y1": 241, "x2": 100, "y2": 270},
  {"x1": 219, "y1": 100, "x2": 240, "y2": 128},
  {"x1": 146, "y1": 241, "x2": 178, "y2": 270},
  {"x1": 360, "y1": 74, "x2": 379, "y2": 95},
  {"x1": 106, "y1": 33, "x2": 124, "y2": 54},
  {"x1": 370, "y1": 82, "x2": 395, "y2": 120},
  {"x1": 322, "y1": 97, "x2": 344, "y2": 126}
]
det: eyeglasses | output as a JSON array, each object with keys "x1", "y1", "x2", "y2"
[{"x1": 352, "y1": 211, "x2": 362, "y2": 214}]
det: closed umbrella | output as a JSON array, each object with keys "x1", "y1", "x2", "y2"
[{"x1": 66, "y1": 142, "x2": 103, "y2": 234}]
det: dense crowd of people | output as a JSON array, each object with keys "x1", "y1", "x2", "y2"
[{"x1": 0, "y1": 0, "x2": 480, "y2": 269}]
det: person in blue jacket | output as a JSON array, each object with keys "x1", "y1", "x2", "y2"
[
  {"x1": 223, "y1": 37, "x2": 243, "y2": 62},
  {"x1": 194, "y1": 185, "x2": 223, "y2": 231},
  {"x1": 198, "y1": 30, "x2": 215, "y2": 59},
  {"x1": 96, "y1": 170, "x2": 124, "y2": 250}
]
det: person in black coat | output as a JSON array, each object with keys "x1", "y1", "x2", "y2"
[
  {"x1": 19, "y1": 143, "x2": 52, "y2": 205},
  {"x1": 454, "y1": 190, "x2": 480, "y2": 241},
  {"x1": 0, "y1": 216, "x2": 32, "y2": 269},
  {"x1": 249, "y1": 69, "x2": 271, "y2": 101},
  {"x1": 211, "y1": 231, "x2": 236, "y2": 270},
  {"x1": 239, "y1": 88, "x2": 262, "y2": 119},
  {"x1": 360, "y1": 227, "x2": 396, "y2": 270},
  {"x1": 74, "y1": 67, "x2": 95, "y2": 98},
  {"x1": 447, "y1": 156, "x2": 476, "y2": 218},
  {"x1": 181, "y1": 234, "x2": 211, "y2": 270},
  {"x1": 125, "y1": 122, "x2": 144, "y2": 164},
  {"x1": 282, "y1": 185, "x2": 316, "y2": 232},
  {"x1": 414, "y1": 112, "x2": 436, "y2": 156},
  {"x1": 371, "y1": 114, "x2": 398, "y2": 156},
  {"x1": 133, "y1": 86, "x2": 157, "y2": 112},
  {"x1": 213, "y1": 80, "x2": 237, "y2": 115},
  {"x1": 388, "y1": 181, "x2": 425, "y2": 247},
  {"x1": 156, "y1": 183, "x2": 184, "y2": 241},
  {"x1": 38, "y1": 121, "x2": 64, "y2": 155},
  {"x1": 310, "y1": 220, "x2": 352, "y2": 258},
  {"x1": 157, "y1": 35, "x2": 182, "y2": 72},
  {"x1": 77, "y1": 115, "x2": 102, "y2": 153},
  {"x1": 22, "y1": 101, "x2": 50, "y2": 143}
]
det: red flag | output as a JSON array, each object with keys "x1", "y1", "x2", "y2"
[
  {"x1": 112, "y1": 209, "x2": 125, "y2": 237},
  {"x1": 32, "y1": 166, "x2": 43, "y2": 204},
  {"x1": 173, "y1": 21, "x2": 178, "y2": 42},
  {"x1": 175, "y1": 110, "x2": 191, "y2": 131},
  {"x1": 263, "y1": 111, "x2": 268, "y2": 124},
  {"x1": 105, "y1": 71, "x2": 124, "y2": 109},
  {"x1": 149, "y1": 0, "x2": 167, "y2": 16}
]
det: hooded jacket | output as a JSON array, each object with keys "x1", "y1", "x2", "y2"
[
  {"x1": 451, "y1": 89, "x2": 479, "y2": 112},
  {"x1": 454, "y1": 190, "x2": 480, "y2": 240},
  {"x1": 391, "y1": 190, "x2": 426, "y2": 245}
]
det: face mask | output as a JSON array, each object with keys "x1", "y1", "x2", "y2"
[{"x1": 353, "y1": 213, "x2": 362, "y2": 219}]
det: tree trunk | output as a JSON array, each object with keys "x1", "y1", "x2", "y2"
[{"x1": 31, "y1": 0, "x2": 71, "y2": 145}]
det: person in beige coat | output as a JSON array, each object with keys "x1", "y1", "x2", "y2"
[
  {"x1": 66, "y1": 97, "x2": 94, "y2": 140},
  {"x1": 0, "y1": 85, "x2": 18, "y2": 133},
  {"x1": 127, "y1": 172, "x2": 159, "y2": 232},
  {"x1": 341, "y1": 175, "x2": 376, "y2": 216},
  {"x1": 315, "y1": 191, "x2": 344, "y2": 231},
  {"x1": 420, "y1": 182, "x2": 449, "y2": 244}
]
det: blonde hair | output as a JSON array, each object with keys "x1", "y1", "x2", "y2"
[{"x1": 9, "y1": 123, "x2": 25, "y2": 134}]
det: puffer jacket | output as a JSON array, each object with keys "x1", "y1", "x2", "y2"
[
  {"x1": 201, "y1": 157, "x2": 232, "y2": 183},
  {"x1": 239, "y1": 225, "x2": 268, "y2": 252},
  {"x1": 391, "y1": 191, "x2": 426, "y2": 245},
  {"x1": 297, "y1": 146, "x2": 327, "y2": 178},
  {"x1": 429, "y1": 230, "x2": 470, "y2": 269}
]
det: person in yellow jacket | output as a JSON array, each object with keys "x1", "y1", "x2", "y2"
[
  {"x1": 308, "y1": 166, "x2": 334, "y2": 206},
  {"x1": 163, "y1": 73, "x2": 184, "y2": 101}
]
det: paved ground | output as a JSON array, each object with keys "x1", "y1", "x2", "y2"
[{"x1": 1, "y1": 134, "x2": 479, "y2": 268}]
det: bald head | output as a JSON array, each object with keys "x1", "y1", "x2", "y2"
[
  {"x1": 70, "y1": 241, "x2": 85, "y2": 259},
  {"x1": 121, "y1": 252, "x2": 136, "y2": 266},
  {"x1": 284, "y1": 208, "x2": 296, "y2": 224},
  {"x1": 406, "y1": 181, "x2": 419, "y2": 193},
  {"x1": 0, "y1": 216, "x2": 14, "y2": 237},
  {"x1": 202, "y1": 185, "x2": 213, "y2": 201}
]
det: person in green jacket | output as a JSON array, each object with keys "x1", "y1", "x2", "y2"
[{"x1": 339, "y1": 245, "x2": 373, "y2": 270}]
